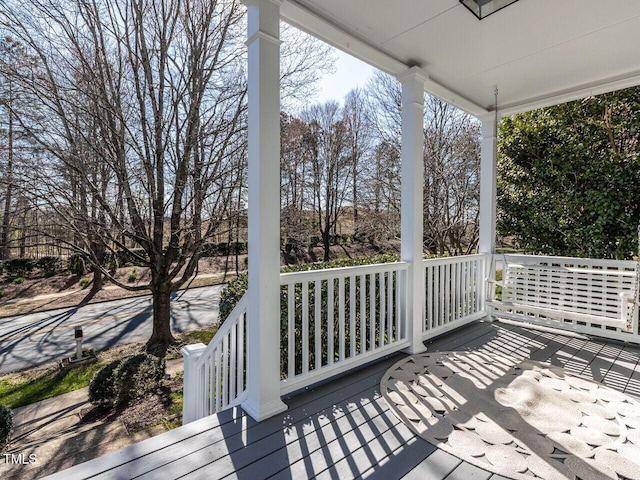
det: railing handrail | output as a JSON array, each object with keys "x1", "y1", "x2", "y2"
[
  {"x1": 501, "y1": 253, "x2": 637, "y2": 269},
  {"x1": 194, "y1": 292, "x2": 248, "y2": 369},
  {"x1": 422, "y1": 254, "x2": 487, "y2": 267},
  {"x1": 279, "y1": 261, "x2": 409, "y2": 283}
]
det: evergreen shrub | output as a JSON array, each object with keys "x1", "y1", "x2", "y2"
[
  {"x1": 0, "y1": 404, "x2": 12, "y2": 451},
  {"x1": 36, "y1": 256, "x2": 61, "y2": 277},
  {"x1": 88, "y1": 359, "x2": 121, "y2": 408},
  {"x1": 4, "y1": 258, "x2": 35, "y2": 278}
]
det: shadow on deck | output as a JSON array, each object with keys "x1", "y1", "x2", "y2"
[{"x1": 43, "y1": 319, "x2": 640, "y2": 479}]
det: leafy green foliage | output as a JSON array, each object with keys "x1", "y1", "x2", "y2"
[
  {"x1": 88, "y1": 355, "x2": 165, "y2": 409},
  {"x1": 219, "y1": 275, "x2": 248, "y2": 323},
  {"x1": 113, "y1": 354, "x2": 165, "y2": 406},
  {"x1": 88, "y1": 359, "x2": 121, "y2": 408},
  {"x1": 79, "y1": 277, "x2": 90, "y2": 288},
  {"x1": 200, "y1": 242, "x2": 248, "y2": 257},
  {"x1": 12, "y1": 277, "x2": 24, "y2": 285},
  {"x1": 219, "y1": 253, "x2": 402, "y2": 378},
  {"x1": 4, "y1": 258, "x2": 35, "y2": 278},
  {"x1": 67, "y1": 254, "x2": 86, "y2": 275},
  {"x1": 498, "y1": 87, "x2": 640, "y2": 259},
  {"x1": 36, "y1": 256, "x2": 61, "y2": 276},
  {"x1": 0, "y1": 404, "x2": 12, "y2": 451},
  {"x1": 219, "y1": 253, "x2": 401, "y2": 323}
]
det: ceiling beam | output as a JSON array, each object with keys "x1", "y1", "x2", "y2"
[{"x1": 499, "y1": 69, "x2": 640, "y2": 117}]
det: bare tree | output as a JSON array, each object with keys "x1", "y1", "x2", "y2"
[
  {"x1": 2, "y1": 0, "x2": 334, "y2": 354},
  {"x1": 303, "y1": 101, "x2": 352, "y2": 261},
  {"x1": 280, "y1": 112, "x2": 312, "y2": 255},
  {"x1": 342, "y1": 88, "x2": 372, "y2": 238},
  {"x1": 423, "y1": 97, "x2": 480, "y2": 255},
  {"x1": 365, "y1": 71, "x2": 481, "y2": 255},
  {"x1": 0, "y1": 37, "x2": 39, "y2": 260}
]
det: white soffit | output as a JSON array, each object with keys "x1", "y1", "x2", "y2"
[{"x1": 281, "y1": 0, "x2": 640, "y2": 117}]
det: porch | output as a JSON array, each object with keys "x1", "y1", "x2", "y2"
[
  {"x1": 44, "y1": 319, "x2": 640, "y2": 479},
  {"x1": 41, "y1": 0, "x2": 640, "y2": 477}
]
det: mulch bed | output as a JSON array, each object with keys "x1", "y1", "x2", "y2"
[{"x1": 80, "y1": 374, "x2": 183, "y2": 434}]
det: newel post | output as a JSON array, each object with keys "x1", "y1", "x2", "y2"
[
  {"x1": 479, "y1": 114, "x2": 498, "y2": 309},
  {"x1": 241, "y1": 0, "x2": 287, "y2": 421},
  {"x1": 399, "y1": 67, "x2": 428, "y2": 354},
  {"x1": 181, "y1": 343, "x2": 206, "y2": 424}
]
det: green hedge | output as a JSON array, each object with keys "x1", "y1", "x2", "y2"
[
  {"x1": 219, "y1": 253, "x2": 400, "y2": 323},
  {"x1": 0, "y1": 404, "x2": 12, "y2": 451},
  {"x1": 4, "y1": 258, "x2": 35, "y2": 278},
  {"x1": 200, "y1": 242, "x2": 248, "y2": 258},
  {"x1": 36, "y1": 256, "x2": 62, "y2": 277},
  {"x1": 219, "y1": 253, "x2": 401, "y2": 378}
]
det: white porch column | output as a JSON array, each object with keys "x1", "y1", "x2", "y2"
[
  {"x1": 479, "y1": 115, "x2": 498, "y2": 314},
  {"x1": 479, "y1": 115, "x2": 498, "y2": 255},
  {"x1": 241, "y1": 0, "x2": 287, "y2": 421},
  {"x1": 399, "y1": 67, "x2": 428, "y2": 354}
]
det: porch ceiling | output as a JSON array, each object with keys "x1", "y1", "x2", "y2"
[{"x1": 281, "y1": 0, "x2": 640, "y2": 117}]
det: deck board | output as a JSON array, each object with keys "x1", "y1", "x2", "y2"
[
  {"x1": 445, "y1": 461, "x2": 493, "y2": 480},
  {"x1": 403, "y1": 448, "x2": 460, "y2": 480},
  {"x1": 43, "y1": 320, "x2": 640, "y2": 480}
]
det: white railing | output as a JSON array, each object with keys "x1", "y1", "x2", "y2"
[
  {"x1": 279, "y1": 262, "x2": 410, "y2": 395},
  {"x1": 184, "y1": 255, "x2": 493, "y2": 422},
  {"x1": 489, "y1": 254, "x2": 639, "y2": 342},
  {"x1": 182, "y1": 292, "x2": 247, "y2": 423},
  {"x1": 422, "y1": 254, "x2": 487, "y2": 339}
]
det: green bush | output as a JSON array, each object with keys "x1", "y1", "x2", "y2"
[
  {"x1": 36, "y1": 256, "x2": 61, "y2": 277},
  {"x1": 67, "y1": 254, "x2": 86, "y2": 275},
  {"x1": 115, "y1": 248, "x2": 148, "y2": 267},
  {"x1": 219, "y1": 253, "x2": 401, "y2": 323},
  {"x1": 79, "y1": 277, "x2": 90, "y2": 288},
  {"x1": 12, "y1": 277, "x2": 24, "y2": 285},
  {"x1": 219, "y1": 253, "x2": 402, "y2": 378},
  {"x1": 4, "y1": 258, "x2": 35, "y2": 278},
  {"x1": 113, "y1": 354, "x2": 165, "y2": 406},
  {"x1": 127, "y1": 273, "x2": 137, "y2": 283},
  {"x1": 0, "y1": 404, "x2": 11, "y2": 451},
  {"x1": 103, "y1": 251, "x2": 119, "y2": 271},
  {"x1": 88, "y1": 359, "x2": 121, "y2": 408},
  {"x1": 88, "y1": 355, "x2": 165, "y2": 409},
  {"x1": 219, "y1": 274, "x2": 249, "y2": 322}
]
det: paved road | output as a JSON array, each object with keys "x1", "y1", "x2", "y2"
[{"x1": 0, "y1": 285, "x2": 223, "y2": 375}]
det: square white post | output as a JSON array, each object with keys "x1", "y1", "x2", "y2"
[
  {"x1": 399, "y1": 67, "x2": 428, "y2": 354},
  {"x1": 479, "y1": 115, "x2": 498, "y2": 255},
  {"x1": 479, "y1": 115, "x2": 498, "y2": 311},
  {"x1": 181, "y1": 343, "x2": 207, "y2": 424},
  {"x1": 241, "y1": 0, "x2": 287, "y2": 421}
]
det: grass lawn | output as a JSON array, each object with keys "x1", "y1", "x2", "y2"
[{"x1": 0, "y1": 362, "x2": 104, "y2": 409}]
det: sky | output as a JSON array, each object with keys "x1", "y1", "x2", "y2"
[{"x1": 313, "y1": 49, "x2": 376, "y2": 105}]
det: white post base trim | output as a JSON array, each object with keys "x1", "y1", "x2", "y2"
[
  {"x1": 242, "y1": 397, "x2": 288, "y2": 422},
  {"x1": 403, "y1": 343, "x2": 427, "y2": 355}
]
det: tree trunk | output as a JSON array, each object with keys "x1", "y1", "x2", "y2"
[
  {"x1": 91, "y1": 266, "x2": 103, "y2": 293},
  {"x1": 322, "y1": 230, "x2": 331, "y2": 261},
  {"x1": 145, "y1": 282, "x2": 176, "y2": 357},
  {"x1": 1, "y1": 93, "x2": 14, "y2": 261}
]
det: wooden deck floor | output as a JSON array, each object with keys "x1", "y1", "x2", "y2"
[{"x1": 45, "y1": 319, "x2": 640, "y2": 480}]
